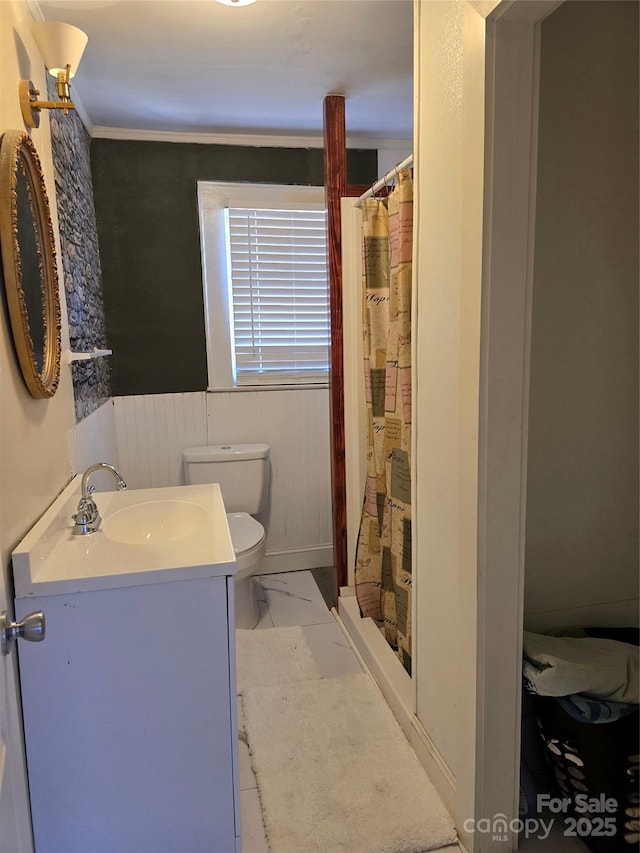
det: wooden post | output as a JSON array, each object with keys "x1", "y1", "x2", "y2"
[{"x1": 323, "y1": 95, "x2": 348, "y2": 596}]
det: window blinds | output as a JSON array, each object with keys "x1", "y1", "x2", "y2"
[{"x1": 227, "y1": 207, "x2": 329, "y2": 385}]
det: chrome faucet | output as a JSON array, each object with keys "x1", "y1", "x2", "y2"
[{"x1": 72, "y1": 463, "x2": 127, "y2": 535}]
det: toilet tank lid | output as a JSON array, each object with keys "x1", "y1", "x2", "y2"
[{"x1": 182, "y1": 443, "x2": 270, "y2": 463}]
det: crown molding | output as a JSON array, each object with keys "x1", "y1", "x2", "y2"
[
  {"x1": 25, "y1": 0, "x2": 45, "y2": 22},
  {"x1": 90, "y1": 126, "x2": 411, "y2": 150}
]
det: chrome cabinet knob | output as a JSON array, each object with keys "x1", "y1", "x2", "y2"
[{"x1": 1, "y1": 610, "x2": 46, "y2": 655}]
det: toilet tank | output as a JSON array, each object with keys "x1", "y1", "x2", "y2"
[{"x1": 182, "y1": 444, "x2": 270, "y2": 514}]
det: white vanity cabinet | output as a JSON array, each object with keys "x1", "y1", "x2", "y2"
[{"x1": 12, "y1": 480, "x2": 239, "y2": 853}]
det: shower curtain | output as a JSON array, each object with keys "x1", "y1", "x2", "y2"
[{"x1": 354, "y1": 169, "x2": 413, "y2": 674}]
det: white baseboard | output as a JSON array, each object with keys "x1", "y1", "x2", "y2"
[
  {"x1": 407, "y1": 712, "x2": 457, "y2": 817},
  {"x1": 260, "y1": 545, "x2": 333, "y2": 575},
  {"x1": 337, "y1": 593, "x2": 457, "y2": 819},
  {"x1": 338, "y1": 593, "x2": 413, "y2": 723}
]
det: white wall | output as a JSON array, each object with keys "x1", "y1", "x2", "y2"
[
  {"x1": 0, "y1": 4, "x2": 77, "y2": 553},
  {"x1": 413, "y1": 0, "x2": 464, "y2": 785},
  {"x1": 0, "y1": 2, "x2": 78, "y2": 847},
  {"x1": 413, "y1": 1, "x2": 524, "y2": 843},
  {"x1": 112, "y1": 390, "x2": 333, "y2": 569},
  {"x1": 67, "y1": 400, "x2": 119, "y2": 490},
  {"x1": 524, "y1": 0, "x2": 639, "y2": 631}
]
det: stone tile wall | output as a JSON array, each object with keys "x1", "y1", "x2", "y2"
[{"x1": 48, "y1": 79, "x2": 111, "y2": 421}]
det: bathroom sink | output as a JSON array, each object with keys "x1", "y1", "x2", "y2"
[
  {"x1": 102, "y1": 500, "x2": 209, "y2": 545},
  {"x1": 11, "y1": 480, "x2": 236, "y2": 598}
]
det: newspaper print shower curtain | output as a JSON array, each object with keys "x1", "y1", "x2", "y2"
[{"x1": 354, "y1": 169, "x2": 413, "y2": 674}]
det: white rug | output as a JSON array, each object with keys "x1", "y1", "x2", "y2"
[
  {"x1": 235, "y1": 625, "x2": 321, "y2": 694},
  {"x1": 242, "y1": 673, "x2": 457, "y2": 853}
]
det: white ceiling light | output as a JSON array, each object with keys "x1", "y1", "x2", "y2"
[{"x1": 215, "y1": 0, "x2": 259, "y2": 6}]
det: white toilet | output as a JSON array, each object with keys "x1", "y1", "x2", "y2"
[{"x1": 182, "y1": 443, "x2": 270, "y2": 629}]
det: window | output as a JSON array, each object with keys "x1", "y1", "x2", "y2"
[{"x1": 198, "y1": 183, "x2": 329, "y2": 389}]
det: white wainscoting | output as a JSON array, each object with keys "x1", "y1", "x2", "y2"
[
  {"x1": 67, "y1": 401, "x2": 119, "y2": 491},
  {"x1": 206, "y1": 389, "x2": 333, "y2": 561},
  {"x1": 113, "y1": 393, "x2": 208, "y2": 490},
  {"x1": 111, "y1": 390, "x2": 333, "y2": 567}
]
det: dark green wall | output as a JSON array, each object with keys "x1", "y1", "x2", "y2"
[{"x1": 90, "y1": 139, "x2": 377, "y2": 395}]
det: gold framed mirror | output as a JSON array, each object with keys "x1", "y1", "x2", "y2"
[{"x1": 0, "y1": 130, "x2": 61, "y2": 398}]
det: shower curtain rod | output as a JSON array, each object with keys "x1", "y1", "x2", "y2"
[{"x1": 357, "y1": 154, "x2": 414, "y2": 204}]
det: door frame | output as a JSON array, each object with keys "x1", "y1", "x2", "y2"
[
  {"x1": 413, "y1": 0, "x2": 563, "y2": 849},
  {"x1": 459, "y1": 1, "x2": 563, "y2": 850}
]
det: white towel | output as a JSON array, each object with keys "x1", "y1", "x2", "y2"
[{"x1": 523, "y1": 631, "x2": 639, "y2": 702}]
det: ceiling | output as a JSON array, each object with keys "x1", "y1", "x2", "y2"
[{"x1": 37, "y1": 0, "x2": 413, "y2": 142}]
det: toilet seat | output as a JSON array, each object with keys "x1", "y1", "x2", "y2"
[
  {"x1": 226, "y1": 513, "x2": 267, "y2": 628},
  {"x1": 226, "y1": 512, "x2": 265, "y2": 555}
]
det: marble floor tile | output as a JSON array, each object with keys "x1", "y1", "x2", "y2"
[
  {"x1": 302, "y1": 620, "x2": 364, "y2": 678},
  {"x1": 310, "y1": 565, "x2": 337, "y2": 608},
  {"x1": 236, "y1": 694, "x2": 257, "y2": 792},
  {"x1": 240, "y1": 787, "x2": 269, "y2": 853},
  {"x1": 252, "y1": 577, "x2": 266, "y2": 603},
  {"x1": 258, "y1": 570, "x2": 335, "y2": 627},
  {"x1": 253, "y1": 598, "x2": 274, "y2": 629},
  {"x1": 237, "y1": 732, "x2": 257, "y2": 792}
]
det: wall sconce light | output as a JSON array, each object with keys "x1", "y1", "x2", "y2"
[
  {"x1": 215, "y1": 0, "x2": 259, "y2": 6},
  {"x1": 19, "y1": 21, "x2": 88, "y2": 129}
]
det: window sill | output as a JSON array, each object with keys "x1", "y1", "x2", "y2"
[{"x1": 207, "y1": 384, "x2": 329, "y2": 393}]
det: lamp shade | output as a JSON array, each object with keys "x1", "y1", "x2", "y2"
[{"x1": 31, "y1": 21, "x2": 88, "y2": 78}]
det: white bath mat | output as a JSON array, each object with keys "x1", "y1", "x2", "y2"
[
  {"x1": 235, "y1": 625, "x2": 321, "y2": 694},
  {"x1": 242, "y1": 673, "x2": 457, "y2": 853}
]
